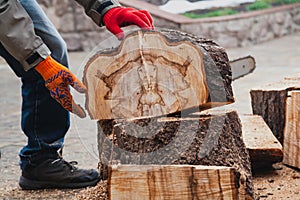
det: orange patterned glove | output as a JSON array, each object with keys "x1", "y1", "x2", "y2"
[{"x1": 35, "y1": 56, "x2": 86, "y2": 118}]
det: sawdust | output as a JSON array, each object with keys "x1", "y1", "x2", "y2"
[{"x1": 253, "y1": 163, "x2": 300, "y2": 200}]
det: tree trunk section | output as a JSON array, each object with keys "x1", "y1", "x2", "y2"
[
  {"x1": 283, "y1": 91, "x2": 300, "y2": 169},
  {"x1": 250, "y1": 79, "x2": 300, "y2": 143},
  {"x1": 84, "y1": 29, "x2": 233, "y2": 120},
  {"x1": 108, "y1": 165, "x2": 240, "y2": 200},
  {"x1": 97, "y1": 110, "x2": 254, "y2": 199}
]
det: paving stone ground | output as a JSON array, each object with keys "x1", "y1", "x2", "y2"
[{"x1": 0, "y1": 32, "x2": 300, "y2": 199}]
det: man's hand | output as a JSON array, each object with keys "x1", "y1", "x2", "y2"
[
  {"x1": 103, "y1": 7, "x2": 154, "y2": 40},
  {"x1": 35, "y1": 56, "x2": 87, "y2": 118}
]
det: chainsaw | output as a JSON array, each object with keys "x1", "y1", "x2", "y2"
[{"x1": 230, "y1": 55, "x2": 256, "y2": 81}]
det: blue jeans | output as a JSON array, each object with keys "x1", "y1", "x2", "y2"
[{"x1": 0, "y1": 0, "x2": 70, "y2": 171}]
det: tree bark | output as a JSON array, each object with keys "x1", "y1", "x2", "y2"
[
  {"x1": 84, "y1": 29, "x2": 233, "y2": 120},
  {"x1": 97, "y1": 110, "x2": 254, "y2": 199}
]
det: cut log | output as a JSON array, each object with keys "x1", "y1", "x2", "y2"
[
  {"x1": 84, "y1": 29, "x2": 234, "y2": 120},
  {"x1": 97, "y1": 110, "x2": 254, "y2": 199},
  {"x1": 191, "y1": 111, "x2": 283, "y2": 169},
  {"x1": 239, "y1": 115, "x2": 283, "y2": 169},
  {"x1": 283, "y1": 91, "x2": 300, "y2": 169},
  {"x1": 250, "y1": 79, "x2": 300, "y2": 143},
  {"x1": 108, "y1": 164, "x2": 240, "y2": 200}
]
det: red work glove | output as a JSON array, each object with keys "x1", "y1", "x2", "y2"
[
  {"x1": 103, "y1": 7, "x2": 154, "y2": 40},
  {"x1": 35, "y1": 56, "x2": 87, "y2": 118}
]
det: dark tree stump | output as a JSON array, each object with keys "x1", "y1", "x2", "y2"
[
  {"x1": 97, "y1": 110, "x2": 254, "y2": 199},
  {"x1": 250, "y1": 78, "x2": 300, "y2": 143}
]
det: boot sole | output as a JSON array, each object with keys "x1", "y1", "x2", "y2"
[{"x1": 19, "y1": 176, "x2": 100, "y2": 190}]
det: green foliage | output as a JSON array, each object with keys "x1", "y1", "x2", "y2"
[
  {"x1": 274, "y1": 0, "x2": 300, "y2": 4},
  {"x1": 183, "y1": 9, "x2": 238, "y2": 19},
  {"x1": 255, "y1": 0, "x2": 300, "y2": 4},
  {"x1": 246, "y1": 1, "x2": 272, "y2": 11},
  {"x1": 182, "y1": 0, "x2": 300, "y2": 19}
]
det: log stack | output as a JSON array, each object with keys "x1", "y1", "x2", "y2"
[
  {"x1": 97, "y1": 110, "x2": 253, "y2": 199},
  {"x1": 250, "y1": 76, "x2": 300, "y2": 170},
  {"x1": 84, "y1": 29, "x2": 254, "y2": 199},
  {"x1": 250, "y1": 78, "x2": 300, "y2": 144}
]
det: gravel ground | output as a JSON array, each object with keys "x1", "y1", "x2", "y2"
[{"x1": 253, "y1": 163, "x2": 300, "y2": 199}]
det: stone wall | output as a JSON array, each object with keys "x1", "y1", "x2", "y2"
[
  {"x1": 179, "y1": 5, "x2": 300, "y2": 47},
  {"x1": 129, "y1": 0, "x2": 300, "y2": 48},
  {"x1": 36, "y1": 0, "x2": 300, "y2": 50}
]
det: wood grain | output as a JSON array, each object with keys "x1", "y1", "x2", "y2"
[
  {"x1": 239, "y1": 115, "x2": 283, "y2": 169},
  {"x1": 84, "y1": 30, "x2": 233, "y2": 120},
  {"x1": 108, "y1": 165, "x2": 240, "y2": 200},
  {"x1": 283, "y1": 91, "x2": 300, "y2": 169}
]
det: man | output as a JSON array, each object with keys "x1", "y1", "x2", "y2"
[{"x1": 0, "y1": 0, "x2": 153, "y2": 190}]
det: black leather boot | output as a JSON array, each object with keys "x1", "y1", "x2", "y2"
[{"x1": 19, "y1": 157, "x2": 100, "y2": 190}]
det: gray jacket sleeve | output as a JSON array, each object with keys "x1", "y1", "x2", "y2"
[
  {"x1": 0, "y1": 0, "x2": 51, "y2": 71},
  {"x1": 75, "y1": 0, "x2": 121, "y2": 26},
  {"x1": 0, "y1": 0, "x2": 120, "y2": 71}
]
